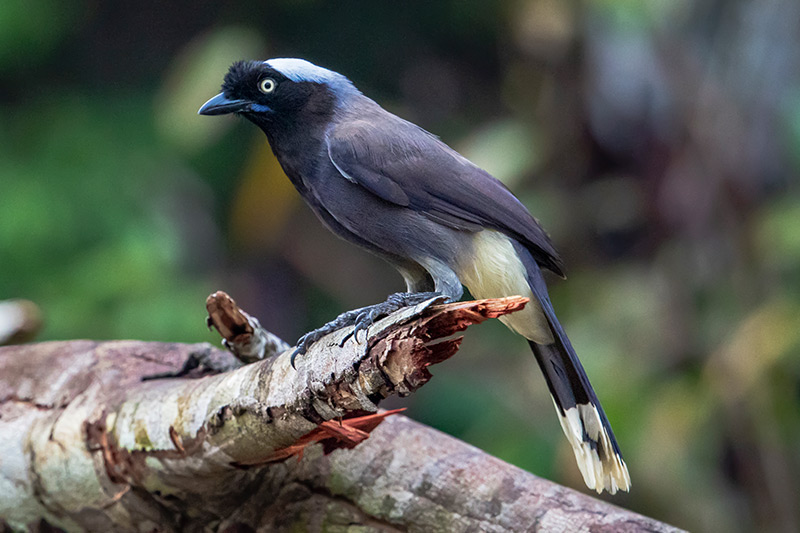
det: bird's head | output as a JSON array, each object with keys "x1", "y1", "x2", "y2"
[{"x1": 198, "y1": 58, "x2": 358, "y2": 130}]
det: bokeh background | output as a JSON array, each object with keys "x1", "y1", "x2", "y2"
[{"x1": 2, "y1": 1, "x2": 799, "y2": 530}]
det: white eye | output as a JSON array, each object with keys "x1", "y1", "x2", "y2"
[{"x1": 258, "y1": 78, "x2": 276, "y2": 94}]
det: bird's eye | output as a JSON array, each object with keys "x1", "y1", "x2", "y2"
[{"x1": 258, "y1": 78, "x2": 277, "y2": 94}]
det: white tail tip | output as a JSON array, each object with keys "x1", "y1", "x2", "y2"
[{"x1": 555, "y1": 401, "x2": 631, "y2": 494}]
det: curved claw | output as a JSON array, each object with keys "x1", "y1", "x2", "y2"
[
  {"x1": 338, "y1": 331, "x2": 354, "y2": 347},
  {"x1": 290, "y1": 331, "x2": 318, "y2": 369},
  {"x1": 290, "y1": 337, "x2": 311, "y2": 369},
  {"x1": 289, "y1": 347, "x2": 301, "y2": 370},
  {"x1": 352, "y1": 311, "x2": 374, "y2": 343}
]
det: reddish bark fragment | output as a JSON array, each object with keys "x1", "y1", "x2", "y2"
[
  {"x1": 240, "y1": 409, "x2": 407, "y2": 466},
  {"x1": 372, "y1": 296, "x2": 529, "y2": 394}
]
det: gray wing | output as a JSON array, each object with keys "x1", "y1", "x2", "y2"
[{"x1": 326, "y1": 116, "x2": 565, "y2": 276}]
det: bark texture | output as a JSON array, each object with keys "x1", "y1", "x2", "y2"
[{"x1": 0, "y1": 297, "x2": 681, "y2": 532}]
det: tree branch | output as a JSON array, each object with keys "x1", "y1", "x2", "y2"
[
  {"x1": 264, "y1": 414, "x2": 679, "y2": 533},
  {"x1": 205, "y1": 291, "x2": 290, "y2": 363},
  {"x1": 0, "y1": 296, "x2": 681, "y2": 532}
]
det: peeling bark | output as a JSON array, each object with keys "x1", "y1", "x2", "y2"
[{"x1": 0, "y1": 297, "x2": 681, "y2": 532}]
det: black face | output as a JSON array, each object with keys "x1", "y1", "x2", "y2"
[{"x1": 199, "y1": 60, "x2": 335, "y2": 130}]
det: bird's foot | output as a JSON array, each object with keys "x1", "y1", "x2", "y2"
[{"x1": 290, "y1": 291, "x2": 444, "y2": 368}]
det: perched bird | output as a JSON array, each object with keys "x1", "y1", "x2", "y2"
[{"x1": 199, "y1": 58, "x2": 631, "y2": 494}]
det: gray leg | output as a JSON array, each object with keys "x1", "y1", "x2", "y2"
[
  {"x1": 290, "y1": 291, "x2": 445, "y2": 368},
  {"x1": 291, "y1": 258, "x2": 463, "y2": 368}
]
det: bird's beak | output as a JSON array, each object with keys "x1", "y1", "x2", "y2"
[{"x1": 198, "y1": 93, "x2": 250, "y2": 116}]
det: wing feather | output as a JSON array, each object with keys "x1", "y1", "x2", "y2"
[{"x1": 326, "y1": 115, "x2": 564, "y2": 275}]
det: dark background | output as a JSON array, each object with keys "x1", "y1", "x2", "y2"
[{"x1": 2, "y1": 1, "x2": 799, "y2": 531}]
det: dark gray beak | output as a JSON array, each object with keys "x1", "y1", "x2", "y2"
[{"x1": 198, "y1": 93, "x2": 250, "y2": 115}]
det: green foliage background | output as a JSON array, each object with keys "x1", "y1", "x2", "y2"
[{"x1": 2, "y1": 1, "x2": 799, "y2": 531}]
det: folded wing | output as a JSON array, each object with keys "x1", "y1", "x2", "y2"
[{"x1": 326, "y1": 116, "x2": 565, "y2": 276}]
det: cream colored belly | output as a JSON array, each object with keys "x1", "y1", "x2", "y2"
[{"x1": 455, "y1": 230, "x2": 553, "y2": 344}]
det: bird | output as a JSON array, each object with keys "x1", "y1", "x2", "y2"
[{"x1": 199, "y1": 58, "x2": 631, "y2": 494}]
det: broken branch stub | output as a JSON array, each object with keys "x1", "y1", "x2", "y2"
[
  {"x1": 206, "y1": 291, "x2": 290, "y2": 363},
  {"x1": 0, "y1": 296, "x2": 527, "y2": 531}
]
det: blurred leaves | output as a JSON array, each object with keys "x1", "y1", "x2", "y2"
[
  {"x1": 0, "y1": 92, "x2": 217, "y2": 342},
  {"x1": 0, "y1": 0, "x2": 77, "y2": 71},
  {"x1": 511, "y1": 0, "x2": 575, "y2": 62},
  {"x1": 155, "y1": 27, "x2": 266, "y2": 152},
  {"x1": 758, "y1": 199, "x2": 800, "y2": 272},
  {"x1": 230, "y1": 141, "x2": 298, "y2": 251},
  {"x1": 707, "y1": 300, "x2": 800, "y2": 403},
  {"x1": 458, "y1": 119, "x2": 540, "y2": 188}
]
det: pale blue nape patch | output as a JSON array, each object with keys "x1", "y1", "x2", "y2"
[{"x1": 265, "y1": 58, "x2": 350, "y2": 86}]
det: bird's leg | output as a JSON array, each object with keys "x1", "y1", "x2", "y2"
[
  {"x1": 342, "y1": 291, "x2": 445, "y2": 345},
  {"x1": 290, "y1": 291, "x2": 445, "y2": 368}
]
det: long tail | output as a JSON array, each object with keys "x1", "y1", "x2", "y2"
[
  {"x1": 458, "y1": 231, "x2": 630, "y2": 493},
  {"x1": 522, "y1": 251, "x2": 631, "y2": 494}
]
